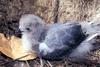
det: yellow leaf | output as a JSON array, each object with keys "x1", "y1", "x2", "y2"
[{"x1": 0, "y1": 33, "x2": 37, "y2": 61}]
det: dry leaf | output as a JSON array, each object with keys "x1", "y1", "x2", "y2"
[{"x1": 0, "y1": 33, "x2": 37, "y2": 60}]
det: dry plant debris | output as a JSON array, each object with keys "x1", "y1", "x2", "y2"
[{"x1": 0, "y1": 33, "x2": 37, "y2": 61}]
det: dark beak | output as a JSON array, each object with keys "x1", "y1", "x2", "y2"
[
  {"x1": 17, "y1": 28, "x2": 22, "y2": 33},
  {"x1": 15, "y1": 28, "x2": 22, "y2": 38}
]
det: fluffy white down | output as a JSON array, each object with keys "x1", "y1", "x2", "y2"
[
  {"x1": 22, "y1": 34, "x2": 32, "y2": 51},
  {"x1": 39, "y1": 43, "x2": 54, "y2": 55}
]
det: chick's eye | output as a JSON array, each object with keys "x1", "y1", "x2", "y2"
[{"x1": 26, "y1": 28, "x2": 30, "y2": 31}]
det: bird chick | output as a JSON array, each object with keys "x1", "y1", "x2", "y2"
[
  {"x1": 39, "y1": 22, "x2": 85, "y2": 60},
  {"x1": 19, "y1": 14, "x2": 46, "y2": 52}
]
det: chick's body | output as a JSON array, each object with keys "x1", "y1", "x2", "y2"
[{"x1": 39, "y1": 22, "x2": 85, "y2": 60}]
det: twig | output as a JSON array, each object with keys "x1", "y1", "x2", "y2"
[{"x1": 52, "y1": 0, "x2": 59, "y2": 23}]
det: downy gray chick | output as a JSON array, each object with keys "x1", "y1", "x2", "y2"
[{"x1": 19, "y1": 14, "x2": 100, "y2": 63}]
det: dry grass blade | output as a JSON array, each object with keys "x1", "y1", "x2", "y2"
[
  {"x1": 47, "y1": 61, "x2": 53, "y2": 67},
  {"x1": 26, "y1": 61, "x2": 30, "y2": 67},
  {"x1": 40, "y1": 58, "x2": 44, "y2": 67},
  {"x1": 86, "y1": 33, "x2": 99, "y2": 41}
]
